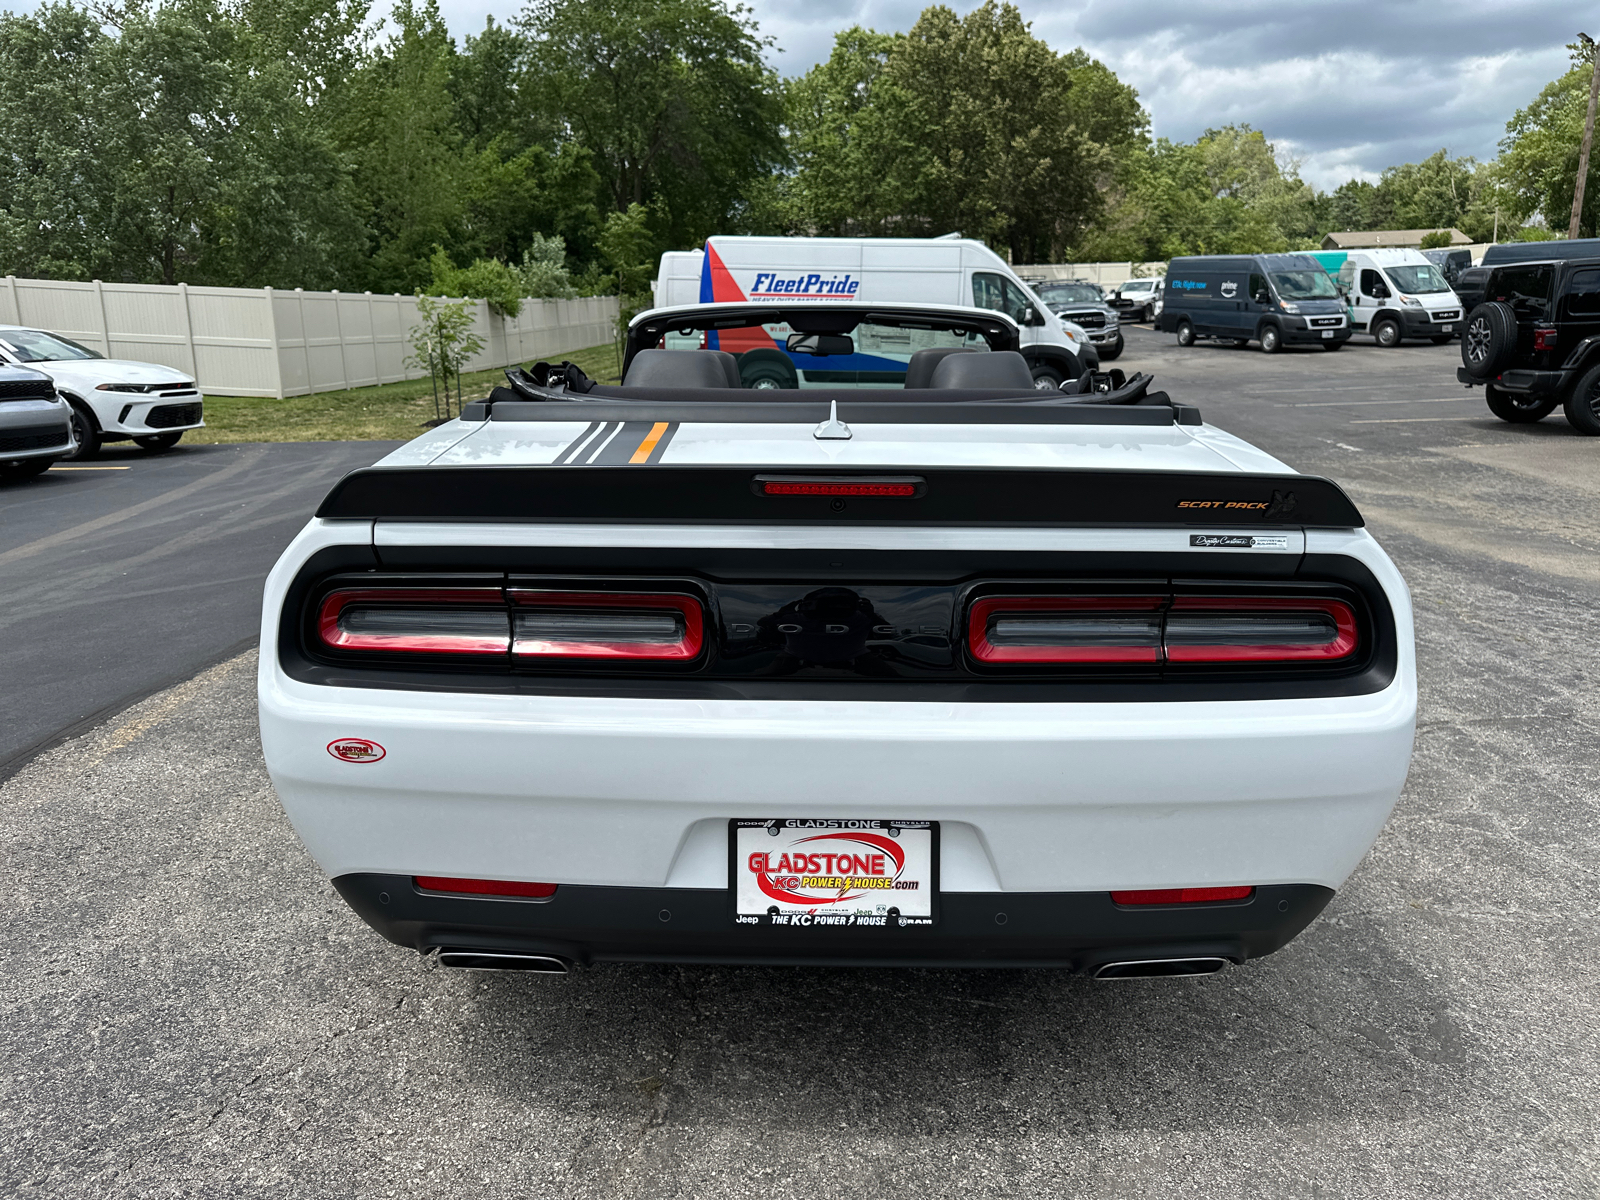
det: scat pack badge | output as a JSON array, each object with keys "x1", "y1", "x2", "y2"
[{"x1": 327, "y1": 738, "x2": 386, "y2": 763}]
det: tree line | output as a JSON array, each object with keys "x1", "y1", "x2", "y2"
[{"x1": 1, "y1": 0, "x2": 1594, "y2": 301}]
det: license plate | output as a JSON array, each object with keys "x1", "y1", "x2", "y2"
[
  {"x1": 1321, "y1": 329, "x2": 1333, "y2": 338},
  {"x1": 1441, "y1": 324, "x2": 1453, "y2": 333},
  {"x1": 731, "y1": 819, "x2": 937, "y2": 929}
]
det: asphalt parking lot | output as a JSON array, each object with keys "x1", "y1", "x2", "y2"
[
  {"x1": 3, "y1": 329, "x2": 1598, "y2": 1197},
  {"x1": 0, "y1": 439, "x2": 401, "y2": 776}
]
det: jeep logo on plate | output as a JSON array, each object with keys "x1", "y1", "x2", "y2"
[{"x1": 327, "y1": 738, "x2": 385, "y2": 763}]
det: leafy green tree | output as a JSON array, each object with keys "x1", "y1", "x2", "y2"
[
  {"x1": 519, "y1": 0, "x2": 784, "y2": 252},
  {"x1": 1419, "y1": 229, "x2": 1454, "y2": 250},
  {"x1": 341, "y1": 0, "x2": 466, "y2": 293},
  {"x1": 515, "y1": 233, "x2": 578, "y2": 298},
  {"x1": 1498, "y1": 41, "x2": 1600, "y2": 238},
  {"x1": 407, "y1": 293, "x2": 484, "y2": 419},
  {"x1": 0, "y1": 3, "x2": 120, "y2": 279},
  {"x1": 785, "y1": 28, "x2": 901, "y2": 235}
]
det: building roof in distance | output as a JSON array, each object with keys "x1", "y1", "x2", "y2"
[{"x1": 1320, "y1": 228, "x2": 1472, "y2": 250}]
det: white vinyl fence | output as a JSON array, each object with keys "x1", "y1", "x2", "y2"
[{"x1": 0, "y1": 276, "x2": 619, "y2": 398}]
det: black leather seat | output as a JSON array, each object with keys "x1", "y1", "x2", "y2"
[
  {"x1": 903, "y1": 347, "x2": 973, "y2": 389},
  {"x1": 623, "y1": 349, "x2": 739, "y2": 388},
  {"x1": 928, "y1": 350, "x2": 1035, "y2": 390}
]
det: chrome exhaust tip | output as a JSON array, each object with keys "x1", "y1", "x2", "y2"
[
  {"x1": 1091, "y1": 956, "x2": 1229, "y2": 979},
  {"x1": 436, "y1": 950, "x2": 571, "y2": 973}
]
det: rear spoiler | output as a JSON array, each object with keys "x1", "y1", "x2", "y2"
[{"x1": 316, "y1": 466, "x2": 1363, "y2": 528}]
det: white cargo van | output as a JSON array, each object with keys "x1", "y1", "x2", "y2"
[
  {"x1": 1316, "y1": 249, "x2": 1465, "y2": 347},
  {"x1": 650, "y1": 236, "x2": 1093, "y2": 389}
]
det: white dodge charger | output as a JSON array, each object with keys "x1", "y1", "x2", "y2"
[{"x1": 258, "y1": 302, "x2": 1415, "y2": 977}]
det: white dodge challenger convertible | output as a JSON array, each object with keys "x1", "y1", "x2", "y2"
[{"x1": 259, "y1": 302, "x2": 1415, "y2": 977}]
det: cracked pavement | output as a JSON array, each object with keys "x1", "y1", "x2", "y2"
[{"x1": 1, "y1": 331, "x2": 1597, "y2": 1197}]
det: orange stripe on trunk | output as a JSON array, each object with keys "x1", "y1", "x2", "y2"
[{"x1": 629, "y1": 421, "x2": 670, "y2": 464}]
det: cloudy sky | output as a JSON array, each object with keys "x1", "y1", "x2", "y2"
[{"x1": 425, "y1": 0, "x2": 1581, "y2": 191}]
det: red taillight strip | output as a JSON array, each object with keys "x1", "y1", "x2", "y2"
[
  {"x1": 507, "y1": 590, "x2": 704, "y2": 660},
  {"x1": 968, "y1": 596, "x2": 1166, "y2": 663},
  {"x1": 763, "y1": 482, "x2": 917, "y2": 497},
  {"x1": 1112, "y1": 886, "x2": 1254, "y2": 905},
  {"x1": 755, "y1": 475, "x2": 924, "y2": 498},
  {"x1": 414, "y1": 876, "x2": 558, "y2": 898},
  {"x1": 1164, "y1": 597, "x2": 1357, "y2": 663},
  {"x1": 317, "y1": 588, "x2": 509, "y2": 655}
]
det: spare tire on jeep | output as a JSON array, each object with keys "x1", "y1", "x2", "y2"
[{"x1": 1461, "y1": 302, "x2": 1517, "y2": 379}]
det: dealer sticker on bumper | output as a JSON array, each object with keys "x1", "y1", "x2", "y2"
[{"x1": 731, "y1": 819, "x2": 936, "y2": 928}]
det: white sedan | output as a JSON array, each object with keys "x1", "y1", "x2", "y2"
[
  {"x1": 259, "y1": 301, "x2": 1415, "y2": 977},
  {"x1": 0, "y1": 326, "x2": 204, "y2": 458}
]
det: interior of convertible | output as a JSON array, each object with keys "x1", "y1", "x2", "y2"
[{"x1": 497, "y1": 304, "x2": 1161, "y2": 407}]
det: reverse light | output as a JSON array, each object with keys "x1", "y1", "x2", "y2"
[
  {"x1": 1163, "y1": 597, "x2": 1356, "y2": 663},
  {"x1": 969, "y1": 596, "x2": 1165, "y2": 663},
  {"x1": 317, "y1": 588, "x2": 509, "y2": 654},
  {"x1": 1111, "y1": 886, "x2": 1254, "y2": 905},
  {"x1": 414, "y1": 876, "x2": 558, "y2": 898},
  {"x1": 508, "y1": 590, "x2": 704, "y2": 660}
]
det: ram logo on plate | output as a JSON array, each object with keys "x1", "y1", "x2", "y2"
[{"x1": 327, "y1": 738, "x2": 386, "y2": 763}]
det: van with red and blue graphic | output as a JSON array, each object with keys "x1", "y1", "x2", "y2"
[{"x1": 650, "y1": 237, "x2": 1094, "y2": 390}]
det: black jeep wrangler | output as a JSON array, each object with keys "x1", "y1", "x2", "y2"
[{"x1": 1457, "y1": 257, "x2": 1600, "y2": 434}]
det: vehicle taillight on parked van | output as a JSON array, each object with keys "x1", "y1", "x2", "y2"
[
  {"x1": 967, "y1": 594, "x2": 1358, "y2": 666},
  {"x1": 317, "y1": 588, "x2": 510, "y2": 654},
  {"x1": 507, "y1": 591, "x2": 704, "y2": 660}
]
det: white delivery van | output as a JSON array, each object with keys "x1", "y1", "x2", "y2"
[
  {"x1": 1318, "y1": 249, "x2": 1465, "y2": 347},
  {"x1": 650, "y1": 236, "x2": 1093, "y2": 389}
]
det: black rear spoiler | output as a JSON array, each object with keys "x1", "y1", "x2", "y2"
[{"x1": 316, "y1": 466, "x2": 1363, "y2": 528}]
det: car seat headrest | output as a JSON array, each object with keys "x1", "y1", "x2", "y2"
[
  {"x1": 928, "y1": 349, "x2": 1035, "y2": 390},
  {"x1": 623, "y1": 349, "x2": 734, "y2": 388},
  {"x1": 903, "y1": 347, "x2": 973, "y2": 390}
]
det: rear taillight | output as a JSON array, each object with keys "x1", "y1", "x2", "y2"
[
  {"x1": 507, "y1": 590, "x2": 704, "y2": 660},
  {"x1": 414, "y1": 876, "x2": 558, "y2": 898},
  {"x1": 969, "y1": 596, "x2": 1164, "y2": 663},
  {"x1": 1164, "y1": 597, "x2": 1356, "y2": 663},
  {"x1": 968, "y1": 595, "x2": 1358, "y2": 667},
  {"x1": 1112, "y1": 886, "x2": 1254, "y2": 905},
  {"x1": 317, "y1": 588, "x2": 509, "y2": 654},
  {"x1": 1533, "y1": 327, "x2": 1557, "y2": 351}
]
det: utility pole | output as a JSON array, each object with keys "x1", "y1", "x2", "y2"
[{"x1": 1570, "y1": 32, "x2": 1600, "y2": 240}]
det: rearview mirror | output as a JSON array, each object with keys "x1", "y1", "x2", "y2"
[{"x1": 785, "y1": 333, "x2": 854, "y2": 356}]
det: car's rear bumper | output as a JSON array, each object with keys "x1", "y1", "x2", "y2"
[{"x1": 333, "y1": 872, "x2": 1335, "y2": 970}]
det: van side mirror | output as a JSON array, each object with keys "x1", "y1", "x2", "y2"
[{"x1": 1253, "y1": 291, "x2": 1270, "y2": 304}]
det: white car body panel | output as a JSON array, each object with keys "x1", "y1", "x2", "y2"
[{"x1": 260, "y1": 520, "x2": 1413, "y2": 894}]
